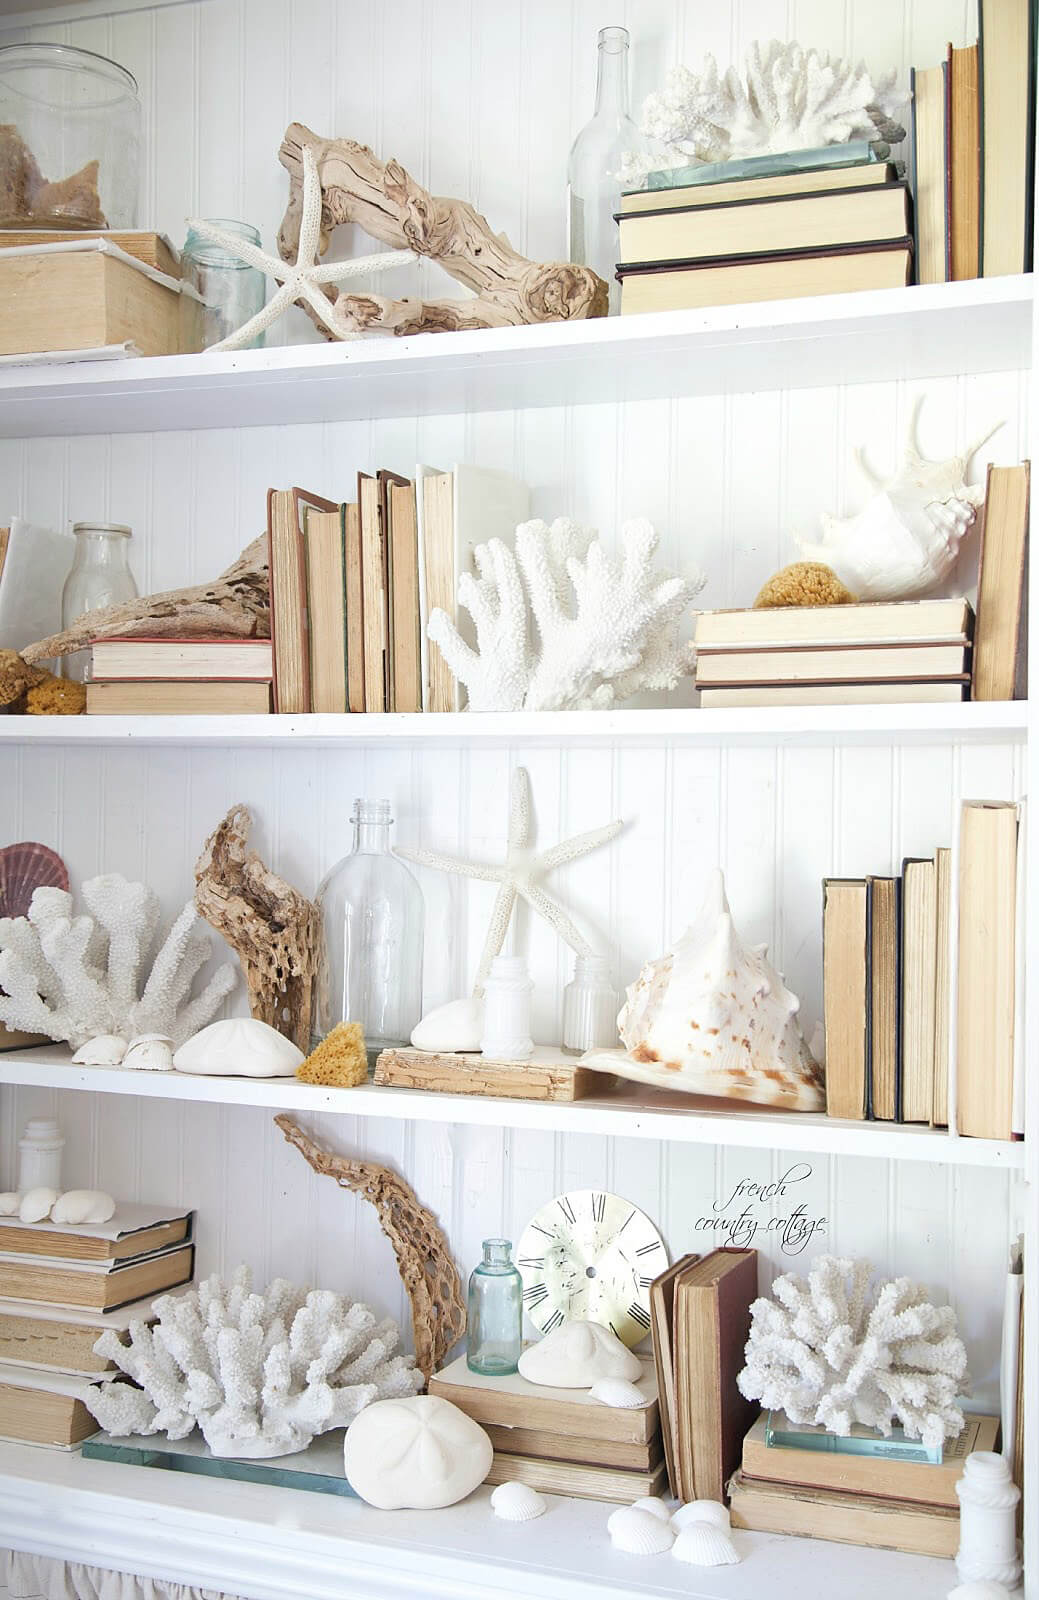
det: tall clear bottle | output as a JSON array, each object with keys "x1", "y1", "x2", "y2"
[
  {"x1": 467, "y1": 1238, "x2": 523, "y2": 1376},
  {"x1": 567, "y1": 26, "x2": 658, "y2": 313},
  {"x1": 60, "y1": 522, "x2": 138, "y2": 682},
  {"x1": 314, "y1": 799, "x2": 424, "y2": 1053}
]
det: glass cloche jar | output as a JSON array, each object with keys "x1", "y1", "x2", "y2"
[{"x1": 0, "y1": 44, "x2": 141, "y2": 229}]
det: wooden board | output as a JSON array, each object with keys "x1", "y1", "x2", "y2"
[{"x1": 374, "y1": 1045, "x2": 596, "y2": 1101}]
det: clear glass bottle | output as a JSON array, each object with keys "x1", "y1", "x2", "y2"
[
  {"x1": 60, "y1": 522, "x2": 138, "y2": 683},
  {"x1": 562, "y1": 954, "x2": 620, "y2": 1053},
  {"x1": 567, "y1": 27, "x2": 661, "y2": 313},
  {"x1": 467, "y1": 1238, "x2": 523, "y2": 1376},
  {"x1": 314, "y1": 799, "x2": 424, "y2": 1053},
  {"x1": 182, "y1": 220, "x2": 267, "y2": 351}
]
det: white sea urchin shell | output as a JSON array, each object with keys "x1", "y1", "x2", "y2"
[
  {"x1": 589, "y1": 1378, "x2": 647, "y2": 1409},
  {"x1": 607, "y1": 1506, "x2": 675, "y2": 1555},
  {"x1": 490, "y1": 1482, "x2": 546, "y2": 1522},
  {"x1": 671, "y1": 1498, "x2": 731, "y2": 1532},
  {"x1": 631, "y1": 1497, "x2": 672, "y2": 1524},
  {"x1": 672, "y1": 1523, "x2": 740, "y2": 1566},
  {"x1": 517, "y1": 1319, "x2": 641, "y2": 1388}
]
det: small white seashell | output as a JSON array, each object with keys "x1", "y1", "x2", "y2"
[
  {"x1": 123, "y1": 1034, "x2": 174, "y2": 1072},
  {"x1": 589, "y1": 1377, "x2": 647, "y2": 1409},
  {"x1": 672, "y1": 1523, "x2": 740, "y2": 1566},
  {"x1": 72, "y1": 1035, "x2": 127, "y2": 1066},
  {"x1": 607, "y1": 1505, "x2": 675, "y2": 1555},
  {"x1": 490, "y1": 1481, "x2": 546, "y2": 1522},
  {"x1": 411, "y1": 996, "x2": 484, "y2": 1053},
  {"x1": 671, "y1": 1498, "x2": 731, "y2": 1532},
  {"x1": 0, "y1": 1193, "x2": 21, "y2": 1216},
  {"x1": 50, "y1": 1189, "x2": 116, "y2": 1226},
  {"x1": 631, "y1": 1497, "x2": 672, "y2": 1524},
  {"x1": 19, "y1": 1186, "x2": 59, "y2": 1223},
  {"x1": 517, "y1": 1319, "x2": 641, "y2": 1388}
]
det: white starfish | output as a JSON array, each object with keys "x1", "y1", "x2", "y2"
[
  {"x1": 185, "y1": 144, "x2": 416, "y2": 351},
  {"x1": 396, "y1": 767, "x2": 623, "y2": 996}
]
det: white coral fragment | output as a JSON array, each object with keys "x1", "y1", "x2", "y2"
[
  {"x1": 0, "y1": 878, "x2": 236, "y2": 1050},
  {"x1": 737, "y1": 1255, "x2": 969, "y2": 1449},
  {"x1": 88, "y1": 1265, "x2": 424, "y2": 1458},
  {"x1": 428, "y1": 517, "x2": 703, "y2": 712}
]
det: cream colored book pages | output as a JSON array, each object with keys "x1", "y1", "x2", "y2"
[
  {"x1": 693, "y1": 598, "x2": 971, "y2": 647},
  {"x1": 822, "y1": 880, "x2": 868, "y2": 1121},
  {"x1": 620, "y1": 245, "x2": 911, "y2": 314},
  {"x1": 932, "y1": 847, "x2": 953, "y2": 1126},
  {"x1": 698, "y1": 682, "x2": 966, "y2": 707},
  {"x1": 980, "y1": 0, "x2": 1032, "y2": 277},
  {"x1": 414, "y1": 464, "x2": 443, "y2": 713},
  {"x1": 956, "y1": 801, "x2": 1018, "y2": 1139},
  {"x1": 901, "y1": 859, "x2": 938, "y2": 1124},
  {"x1": 358, "y1": 474, "x2": 386, "y2": 712},
  {"x1": 618, "y1": 185, "x2": 907, "y2": 264},
  {"x1": 618, "y1": 162, "x2": 894, "y2": 214},
  {"x1": 421, "y1": 470, "x2": 455, "y2": 713},
  {"x1": 913, "y1": 65, "x2": 947, "y2": 285},
  {"x1": 1011, "y1": 797, "x2": 1027, "y2": 1134}
]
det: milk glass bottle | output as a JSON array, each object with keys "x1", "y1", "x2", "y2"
[
  {"x1": 562, "y1": 954, "x2": 620, "y2": 1053},
  {"x1": 60, "y1": 522, "x2": 138, "y2": 682},
  {"x1": 467, "y1": 1238, "x2": 523, "y2": 1376},
  {"x1": 314, "y1": 799, "x2": 424, "y2": 1053}
]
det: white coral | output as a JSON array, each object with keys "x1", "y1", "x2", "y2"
[
  {"x1": 737, "y1": 1255, "x2": 969, "y2": 1449},
  {"x1": 623, "y1": 40, "x2": 904, "y2": 185},
  {"x1": 88, "y1": 1266, "x2": 424, "y2": 1458},
  {"x1": 0, "y1": 878, "x2": 236, "y2": 1050},
  {"x1": 428, "y1": 517, "x2": 704, "y2": 712}
]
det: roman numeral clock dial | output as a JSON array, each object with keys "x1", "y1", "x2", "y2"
[{"x1": 515, "y1": 1190, "x2": 667, "y2": 1349}]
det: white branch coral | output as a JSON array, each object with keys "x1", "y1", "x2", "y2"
[
  {"x1": 428, "y1": 517, "x2": 704, "y2": 712},
  {"x1": 624, "y1": 40, "x2": 904, "y2": 186},
  {"x1": 0, "y1": 878, "x2": 236, "y2": 1050},
  {"x1": 737, "y1": 1255, "x2": 969, "y2": 1449},
  {"x1": 88, "y1": 1266, "x2": 424, "y2": 1458}
]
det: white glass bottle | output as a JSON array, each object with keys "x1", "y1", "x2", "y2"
[
  {"x1": 314, "y1": 799, "x2": 424, "y2": 1053},
  {"x1": 480, "y1": 954, "x2": 533, "y2": 1059},
  {"x1": 60, "y1": 522, "x2": 138, "y2": 683},
  {"x1": 562, "y1": 954, "x2": 620, "y2": 1053},
  {"x1": 955, "y1": 1451, "x2": 1022, "y2": 1586},
  {"x1": 567, "y1": 26, "x2": 660, "y2": 313},
  {"x1": 17, "y1": 1118, "x2": 64, "y2": 1192}
]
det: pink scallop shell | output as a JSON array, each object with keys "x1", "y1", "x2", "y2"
[{"x1": 0, "y1": 842, "x2": 69, "y2": 920}]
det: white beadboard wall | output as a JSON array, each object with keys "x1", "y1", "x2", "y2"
[{"x1": 0, "y1": 0, "x2": 1024, "y2": 1410}]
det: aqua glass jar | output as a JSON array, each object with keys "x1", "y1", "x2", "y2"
[
  {"x1": 467, "y1": 1238, "x2": 523, "y2": 1376},
  {"x1": 182, "y1": 221, "x2": 267, "y2": 350}
]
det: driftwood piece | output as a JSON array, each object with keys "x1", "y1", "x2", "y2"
[
  {"x1": 194, "y1": 805, "x2": 321, "y2": 1052},
  {"x1": 23, "y1": 536, "x2": 270, "y2": 665},
  {"x1": 275, "y1": 1113, "x2": 466, "y2": 1379},
  {"x1": 374, "y1": 1046, "x2": 597, "y2": 1103},
  {"x1": 278, "y1": 122, "x2": 608, "y2": 336}
]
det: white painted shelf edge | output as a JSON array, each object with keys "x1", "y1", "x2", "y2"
[
  {"x1": 0, "y1": 701, "x2": 1026, "y2": 748},
  {"x1": 0, "y1": 1049, "x2": 1022, "y2": 1167},
  {"x1": 0, "y1": 1441, "x2": 958, "y2": 1600}
]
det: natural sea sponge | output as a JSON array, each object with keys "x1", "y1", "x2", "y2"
[
  {"x1": 297, "y1": 1021, "x2": 368, "y2": 1087},
  {"x1": 754, "y1": 561, "x2": 856, "y2": 609},
  {"x1": 0, "y1": 649, "x2": 44, "y2": 709},
  {"x1": 25, "y1": 675, "x2": 87, "y2": 715}
]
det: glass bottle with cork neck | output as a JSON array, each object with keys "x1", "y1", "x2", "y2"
[
  {"x1": 467, "y1": 1238, "x2": 523, "y2": 1376},
  {"x1": 314, "y1": 798, "x2": 424, "y2": 1054},
  {"x1": 60, "y1": 522, "x2": 138, "y2": 683}
]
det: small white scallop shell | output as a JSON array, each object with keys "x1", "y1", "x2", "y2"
[
  {"x1": 0, "y1": 1193, "x2": 21, "y2": 1216},
  {"x1": 50, "y1": 1190, "x2": 116, "y2": 1226},
  {"x1": 631, "y1": 1497, "x2": 672, "y2": 1524},
  {"x1": 19, "y1": 1186, "x2": 59, "y2": 1223},
  {"x1": 123, "y1": 1034, "x2": 174, "y2": 1072},
  {"x1": 672, "y1": 1523, "x2": 740, "y2": 1566},
  {"x1": 72, "y1": 1035, "x2": 127, "y2": 1065},
  {"x1": 671, "y1": 1498, "x2": 731, "y2": 1532},
  {"x1": 606, "y1": 1506, "x2": 674, "y2": 1555},
  {"x1": 490, "y1": 1482, "x2": 546, "y2": 1522},
  {"x1": 589, "y1": 1378, "x2": 647, "y2": 1409}
]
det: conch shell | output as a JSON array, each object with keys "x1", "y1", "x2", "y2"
[
  {"x1": 585, "y1": 870, "x2": 824, "y2": 1111},
  {"x1": 797, "y1": 399, "x2": 1002, "y2": 601}
]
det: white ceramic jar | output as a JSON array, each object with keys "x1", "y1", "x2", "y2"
[
  {"x1": 955, "y1": 1450, "x2": 1022, "y2": 1587},
  {"x1": 480, "y1": 955, "x2": 534, "y2": 1059},
  {"x1": 17, "y1": 1118, "x2": 64, "y2": 1193}
]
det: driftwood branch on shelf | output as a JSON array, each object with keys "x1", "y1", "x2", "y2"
[
  {"x1": 277, "y1": 122, "x2": 608, "y2": 336},
  {"x1": 194, "y1": 805, "x2": 321, "y2": 1053},
  {"x1": 274, "y1": 1113, "x2": 466, "y2": 1380},
  {"x1": 23, "y1": 536, "x2": 270, "y2": 664}
]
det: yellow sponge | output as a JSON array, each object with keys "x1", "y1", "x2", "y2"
[
  {"x1": 297, "y1": 1022, "x2": 368, "y2": 1087},
  {"x1": 754, "y1": 562, "x2": 856, "y2": 609}
]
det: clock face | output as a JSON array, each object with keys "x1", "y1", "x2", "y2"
[{"x1": 516, "y1": 1189, "x2": 668, "y2": 1349}]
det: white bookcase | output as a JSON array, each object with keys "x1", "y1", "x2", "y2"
[{"x1": 0, "y1": 2, "x2": 1034, "y2": 1598}]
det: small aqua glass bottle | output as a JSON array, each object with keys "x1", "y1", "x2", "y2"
[{"x1": 467, "y1": 1238, "x2": 523, "y2": 1376}]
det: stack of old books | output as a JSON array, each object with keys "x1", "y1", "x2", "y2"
[
  {"x1": 0, "y1": 1203, "x2": 193, "y2": 1447},
  {"x1": 693, "y1": 598, "x2": 974, "y2": 707},
  {"x1": 617, "y1": 148, "x2": 912, "y2": 314},
  {"x1": 428, "y1": 1352, "x2": 665, "y2": 1502},
  {"x1": 86, "y1": 636, "x2": 274, "y2": 715},
  {"x1": 729, "y1": 1409, "x2": 999, "y2": 1555}
]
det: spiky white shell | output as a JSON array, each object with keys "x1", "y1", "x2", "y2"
[
  {"x1": 0, "y1": 1193, "x2": 21, "y2": 1216},
  {"x1": 608, "y1": 869, "x2": 823, "y2": 1111},
  {"x1": 672, "y1": 1523, "x2": 741, "y2": 1566},
  {"x1": 19, "y1": 1187, "x2": 58, "y2": 1222},
  {"x1": 631, "y1": 1497, "x2": 672, "y2": 1524},
  {"x1": 490, "y1": 1481, "x2": 546, "y2": 1522},
  {"x1": 590, "y1": 1378, "x2": 648, "y2": 1409},
  {"x1": 671, "y1": 1498, "x2": 731, "y2": 1532},
  {"x1": 517, "y1": 1319, "x2": 642, "y2": 1388},
  {"x1": 72, "y1": 1034, "x2": 127, "y2": 1065},
  {"x1": 607, "y1": 1506, "x2": 675, "y2": 1555},
  {"x1": 50, "y1": 1190, "x2": 116, "y2": 1225}
]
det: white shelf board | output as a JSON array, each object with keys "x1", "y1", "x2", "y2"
[
  {"x1": 0, "y1": 1048, "x2": 1022, "y2": 1167},
  {"x1": 0, "y1": 276, "x2": 1030, "y2": 437},
  {"x1": 0, "y1": 701, "x2": 1026, "y2": 749},
  {"x1": 0, "y1": 1439, "x2": 958, "y2": 1600}
]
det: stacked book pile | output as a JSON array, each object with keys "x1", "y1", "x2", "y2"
[
  {"x1": 729, "y1": 1408, "x2": 999, "y2": 1556},
  {"x1": 0, "y1": 1203, "x2": 193, "y2": 1447},
  {"x1": 693, "y1": 598, "x2": 974, "y2": 708},
  {"x1": 87, "y1": 636, "x2": 274, "y2": 715},
  {"x1": 617, "y1": 149, "x2": 912, "y2": 314},
  {"x1": 428, "y1": 1353, "x2": 665, "y2": 1503},
  {"x1": 824, "y1": 798, "x2": 1023, "y2": 1138},
  {"x1": 649, "y1": 1247, "x2": 758, "y2": 1501}
]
